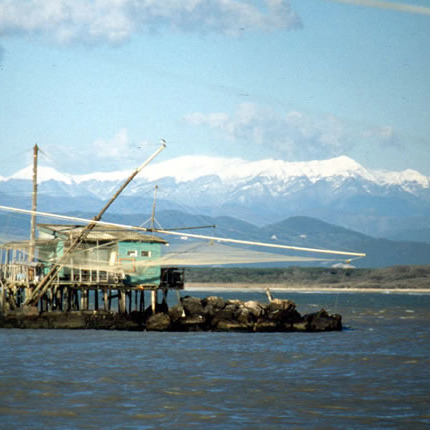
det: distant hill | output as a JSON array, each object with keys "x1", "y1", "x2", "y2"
[
  {"x1": 386, "y1": 228, "x2": 430, "y2": 244},
  {"x1": 262, "y1": 216, "x2": 430, "y2": 268}
]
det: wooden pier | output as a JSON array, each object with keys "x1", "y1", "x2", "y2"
[{"x1": 0, "y1": 230, "x2": 184, "y2": 317}]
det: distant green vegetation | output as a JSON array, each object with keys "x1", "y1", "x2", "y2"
[{"x1": 184, "y1": 265, "x2": 430, "y2": 286}]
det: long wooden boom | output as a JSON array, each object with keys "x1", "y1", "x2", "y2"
[{"x1": 0, "y1": 205, "x2": 366, "y2": 258}]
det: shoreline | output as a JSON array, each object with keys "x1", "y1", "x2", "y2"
[{"x1": 184, "y1": 282, "x2": 430, "y2": 294}]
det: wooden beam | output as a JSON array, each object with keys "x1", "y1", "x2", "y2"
[
  {"x1": 151, "y1": 290, "x2": 157, "y2": 313},
  {"x1": 29, "y1": 144, "x2": 38, "y2": 263}
]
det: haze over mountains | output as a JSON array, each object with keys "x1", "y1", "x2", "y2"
[{"x1": 1, "y1": 155, "x2": 430, "y2": 268}]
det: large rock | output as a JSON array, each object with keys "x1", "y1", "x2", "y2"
[
  {"x1": 263, "y1": 298, "x2": 301, "y2": 328},
  {"x1": 266, "y1": 298, "x2": 296, "y2": 312},
  {"x1": 234, "y1": 307, "x2": 255, "y2": 326},
  {"x1": 169, "y1": 302, "x2": 208, "y2": 331},
  {"x1": 181, "y1": 296, "x2": 204, "y2": 316},
  {"x1": 303, "y1": 309, "x2": 342, "y2": 332},
  {"x1": 266, "y1": 306, "x2": 302, "y2": 325},
  {"x1": 211, "y1": 303, "x2": 238, "y2": 328},
  {"x1": 202, "y1": 296, "x2": 225, "y2": 309},
  {"x1": 146, "y1": 313, "x2": 171, "y2": 331},
  {"x1": 244, "y1": 300, "x2": 264, "y2": 318},
  {"x1": 168, "y1": 304, "x2": 186, "y2": 323}
]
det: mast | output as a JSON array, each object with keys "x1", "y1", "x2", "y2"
[
  {"x1": 150, "y1": 185, "x2": 158, "y2": 231},
  {"x1": 29, "y1": 144, "x2": 38, "y2": 263},
  {"x1": 25, "y1": 141, "x2": 166, "y2": 306}
]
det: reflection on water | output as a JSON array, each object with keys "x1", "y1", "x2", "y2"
[{"x1": 1, "y1": 292, "x2": 430, "y2": 428}]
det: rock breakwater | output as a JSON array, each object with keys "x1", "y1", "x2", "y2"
[
  {"x1": 0, "y1": 296, "x2": 342, "y2": 332},
  {"x1": 146, "y1": 296, "x2": 342, "y2": 332}
]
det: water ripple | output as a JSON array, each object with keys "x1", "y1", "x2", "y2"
[{"x1": 1, "y1": 292, "x2": 430, "y2": 428}]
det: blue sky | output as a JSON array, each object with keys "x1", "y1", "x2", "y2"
[{"x1": 0, "y1": 0, "x2": 429, "y2": 176}]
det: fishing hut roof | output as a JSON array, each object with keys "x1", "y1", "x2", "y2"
[
  {"x1": 0, "y1": 238, "x2": 58, "y2": 250},
  {"x1": 37, "y1": 224, "x2": 167, "y2": 244}
]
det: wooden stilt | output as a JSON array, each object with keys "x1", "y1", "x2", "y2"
[
  {"x1": 52, "y1": 288, "x2": 56, "y2": 310},
  {"x1": 64, "y1": 287, "x2": 69, "y2": 311},
  {"x1": 0, "y1": 280, "x2": 4, "y2": 313},
  {"x1": 56, "y1": 287, "x2": 62, "y2": 311},
  {"x1": 128, "y1": 290, "x2": 132, "y2": 314},
  {"x1": 121, "y1": 290, "x2": 125, "y2": 313},
  {"x1": 94, "y1": 289, "x2": 99, "y2": 311},
  {"x1": 119, "y1": 290, "x2": 126, "y2": 313},
  {"x1": 83, "y1": 289, "x2": 87, "y2": 310},
  {"x1": 175, "y1": 289, "x2": 185, "y2": 317},
  {"x1": 151, "y1": 290, "x2": 157, "y2": 313},
  {"x1": 47, "y1": 288, "x2": 53, "y2": 311},
  {"x1": 162, "y1": 288, "x2": 168, "y2": 306},
  {"x1": 103, "y1": 288, "x2": 108, "y2": 311},
  {"x1": 74, "y1": 289, "x2": 80, "y2": 311},
  {"x1": 16, "y1": 287, "x2": 21, "y2": 308},
  {"x1": 140, "y1": 290, "x2": 145, "y2": 312},
  {"x1": 51, "y1": 287, "x2": 56, "y2": 311}
]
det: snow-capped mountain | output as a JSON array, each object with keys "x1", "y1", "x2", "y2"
[
  {"x1": 6, "y1": 155, "x2": 429, "y2": 191},
  {"x1": 1, "y1": 155, "x2": 430, "y2": 239}
]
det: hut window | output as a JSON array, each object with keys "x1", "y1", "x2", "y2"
[
  {"x1": 127, "y1": 250, "x2": 138, "y2": 257},
  {"x1": 141, "y1": 250, "x2": 152, "y2": 257}
]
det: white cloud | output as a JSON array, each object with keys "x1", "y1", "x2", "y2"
[
  {"x1": 41, "y1": 129, "x2": 158, "y2": 173},
  {"x1": 185, "y1": 111, "x2": 229, "y2": 128},
  {"x1": 93, "y1": 128, "x2": 132, "y2": 159},
  {"x1": 0, "y1": 0, "x2": 301, "y2": 44},
  {"x1": 185, "y1": 102, "x2": 401, "y2": 160},
  {"x1": 361, "y1": 124, "x2": 403, "y2": 151},
  {"x1": 91, "y1": 128, "x2": 158, "y2": 161},
  {"x1": 362, "y1": 125, "x2": 394, "y2": 139}
]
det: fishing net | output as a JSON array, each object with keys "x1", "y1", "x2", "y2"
[{"x1": 0, "y1": 209, "x2": 364, "y2": 282}]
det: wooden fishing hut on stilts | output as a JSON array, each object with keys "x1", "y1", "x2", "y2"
[
  {"x1": 0, "y1": 142, "x2": 184, "y2": 328},
  {"x1": 0, "y1": 225, "x2": 183, "y2": 314}
]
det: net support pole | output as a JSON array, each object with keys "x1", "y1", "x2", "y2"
[{"x1": 29, "y1": 144, "x2": 38, "y2": 263}]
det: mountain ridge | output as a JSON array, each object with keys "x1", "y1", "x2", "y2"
[
  {"x1": 1, "y1": 154, "x2": 430, "y2": 240},
  {"x1": 4, "y1": 155, "x2": 429, "y2": 190}
]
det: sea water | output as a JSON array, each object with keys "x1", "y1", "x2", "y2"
[{"x1": 1, "y1": 291, "x2": 429, "y2": 428}]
